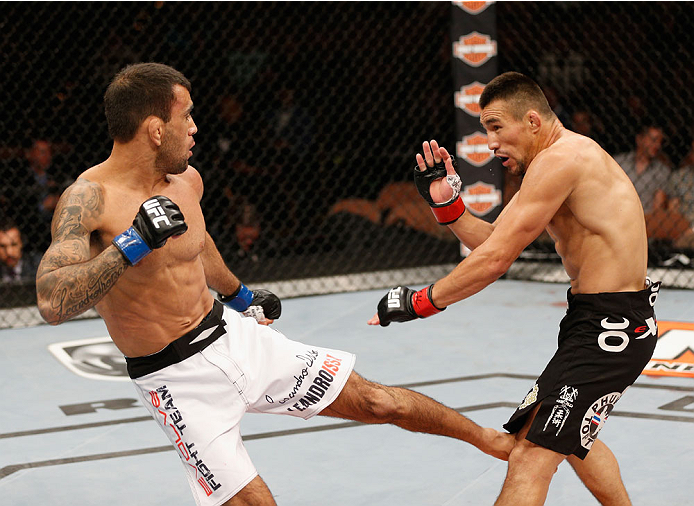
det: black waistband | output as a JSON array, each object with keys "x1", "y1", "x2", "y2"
[
  {"x1": 566, "y1": 279, "x2": 661, "y2": 314},
  {"x1": 125, "y1": 300, "x2": 227, "y2": 379}
]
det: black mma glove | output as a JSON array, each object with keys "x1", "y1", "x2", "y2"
[
  {"x1": 413, "y1": 157, "x2": 466, "y2": 225},
  {"x1": 113, "y1": 196, "x2": 188, "y2": 265},
  {"x1": 219, "y1": 284, "x2": 282, "y2": 322},
  {"x1": 376, "y1": 284, "x2": 445, "y2": 327}
]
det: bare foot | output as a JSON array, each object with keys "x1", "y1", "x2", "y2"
[{"x1": 480, "y1": 427, "x2": 515, "y2": 461}]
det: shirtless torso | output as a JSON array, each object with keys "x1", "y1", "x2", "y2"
[
  {"x1": 522, "y1": 131, "x2": 647, "y2": 293},
  {"x1": 430, "y1": 120, "x2": 648, "y2": 308},
  {"x1": 90, "y1": 164, "x2": 212, "y2": 356},
  {"x1": 369, "y1": 99, "x2": 648, "y2": 325},
  {"x1": 37, "y1": 163, "x2": 214, "y2": 357}
]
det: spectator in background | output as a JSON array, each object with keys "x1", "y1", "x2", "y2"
[
  {"x1": 25, "y1": 139, "x2": 62, "y2": 217},
  {"x1": 210, "y1": 93, "x2": 279, "y2": 232},
  {"x1": 20, "y1": 139, "x2": 68, "y2": 252},
  {"x1": 269, "y1": 86, "x2": 315, "y2": 157},
  {"x1": 1, "y1": 139, "x2": 66, "y2": 255},
  {"x1": 542, "y1": 85, "x2": 572, "y2": 129},
  {"x1": 230, "y1": 199, "x2": 277, "y2": 264},
  {"x1": 266, "y1": 85, "x2": 316, "y2": 235},
  {"x1": 571, "y1": 109, "x2": 605, "y2": 147},
  {"x1": 614, "y1": 124, "x2": 671, "y2": 214},
  {"x1": 205, "y1": 188, "x2": 278, "y2": 266},
  {"x1": 643, "y1": 188, "x2": 692, "y2": 249},
  {"x1": 667, "y1": 137, "x2": 694, "y2": 249},
  {"x1": 0, "y1": 218, "x2": 40, "y2": 283}
]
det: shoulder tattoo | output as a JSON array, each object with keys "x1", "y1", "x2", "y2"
[{"x1": 51, "y1": 179, "x2": 105, "y2": 241}]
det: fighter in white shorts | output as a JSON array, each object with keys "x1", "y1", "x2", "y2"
[
  {"x1": 36, "y1": 62, "x2": 513, "y2": 506},
  {"x1": 128, "y1": 300, "x2": 356, "y2": 504}
]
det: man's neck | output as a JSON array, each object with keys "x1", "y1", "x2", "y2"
[
  {"x1": 106, "y1": 142, "x2": 169, "y2": 191},
  {"x1": 531, "y1": 119, "x2": 565, "y2": 159}
]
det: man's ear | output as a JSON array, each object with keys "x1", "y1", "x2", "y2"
[
  {"x1": 527, "y1": 110, "x2": 542, "y2": 133},
  {"x1": 147, "y1": 117, "x2": 164, "y2": 146}
]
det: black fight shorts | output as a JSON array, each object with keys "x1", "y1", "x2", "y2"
[{"x1": 504, "y1": 279, "x2": 661, "y2": 459}]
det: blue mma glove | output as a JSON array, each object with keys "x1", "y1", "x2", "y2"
[{"x1": 219, "y1": 284, "x2": 282, "y2": 321}]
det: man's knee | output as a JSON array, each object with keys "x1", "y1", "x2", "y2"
[
  {"x1": 359, "y1": 382, "x2": 405, "y2": 423},
  {"x1": 222, "y1": 475, "x2": 276, "y2": 505},
  {"x1": 507, "y1": 439, "x2": 563, "y2": 481}
]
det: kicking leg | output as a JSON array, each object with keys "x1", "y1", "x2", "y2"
[
  {"x1": 319, "y1": 370, "x2": 514, "y2": 460},
  {"x1": 222, "y1": 475, "x2": 276, "y2": 506},
  {"x1": 567, "y1": 439, "x2": 631, "y2": 505}
]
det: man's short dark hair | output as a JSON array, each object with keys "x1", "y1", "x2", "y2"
[
  {"x1": 104, "y1": 63, "x2": 192, "y2": 143},
  {"x1": 479, "y1": 72, "x2": 554, "y2": 120},
  {"x1": 636, "y1": 123, "x2": 663, "y2": 137},
  {"x1": 0, "y1": 217, "x2": 19, "y2": 233}
]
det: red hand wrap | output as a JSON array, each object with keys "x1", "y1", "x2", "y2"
[
  {"x1": 411, "y1": 284, "x2": 444, "y2": 317},
  {"x1": 431, "y1": 195, "x2": 466, "y2": 225}
]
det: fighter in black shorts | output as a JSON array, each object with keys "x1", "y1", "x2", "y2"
[
  {"x1": 505, "y1": 280, "x2": 660, "y2": 459},
  {"x1": 370, "y1": 72, "x2": 658, "y2": 505}
]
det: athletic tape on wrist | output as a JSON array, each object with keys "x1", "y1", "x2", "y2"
[
  {"x1": 242, "y1": 306, "x2": 266, "y2": 322},
  {"x1": 445, "y1": 174, "x2": 462, "y2": 200},
  {"x1": 112, "y1": 227, "x2": 151, "y2": 265}
]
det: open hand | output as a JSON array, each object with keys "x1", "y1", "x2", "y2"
[{"x1": 416, "y1": 140, "x2": 459, "y2": 204}]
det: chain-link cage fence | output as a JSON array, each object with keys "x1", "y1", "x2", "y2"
[
  {"x1": 1, "y1": 2, "x2": 693, "y2": 328},
  {"x1": 497, "y1": 2, "x2": 694, "y2": 287}
]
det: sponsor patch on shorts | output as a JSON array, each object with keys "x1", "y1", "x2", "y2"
[
  {"x1": 285, "y1": 354, "x2": 344, "y2": 413},
  {"x1": 580, "y1": 391, "x2": 623, "y2": 450}
]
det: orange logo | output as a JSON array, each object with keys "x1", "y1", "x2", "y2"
[
  {"x1": 642, "y1": 321, "x2": 694, "y2": 378},
  {"x1": 461, "y1": 181, "x2": 502, "y2": 216},
  {"x1": 454, "y1": 1, "x2": 491, "y2": 15},
  {"x1": 453, "y1": 32, "x2": 497, "y2": 67},
  {"x1": 456, "y1": 132, "x2": 493, "y2": 167},
  {"x1": 455, "y1": 82, "x2": 486, "y2": 116}
]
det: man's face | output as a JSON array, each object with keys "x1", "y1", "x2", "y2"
[
  {"x1": 0, "y1": 228, "x2": 22, "y2": 268},
  {"x1": 637, "y1": 127, "x2": 663, "y2": 159},
  {"x1": 27, "y1": 140, "x2": 52, "y2": 170},
  {"x1": 480, "y1": 99, "x2": 534, "y2": 176},
  {"x1": 155, "y1": 85, "x2": 197, "y2": 175}
]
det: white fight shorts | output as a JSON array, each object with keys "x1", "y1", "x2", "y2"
[{"x1": 125, "y1": 301, "x2": 355, "y2": 506}]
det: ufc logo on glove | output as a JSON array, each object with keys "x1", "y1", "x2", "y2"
[
  {"x1": 388, "y1": 288, "x2": 403, "y2": 308},
  {"x1": 144, "y1": 199, "x2": 172, "y2": 229}
]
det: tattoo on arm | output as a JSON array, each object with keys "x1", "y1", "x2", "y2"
[
  {"x1": 36, "y1": 179, "x2": 128, "y2": 324},
  {"x1": 37, "y1": 248, "x2": 127, "y2": 323}
]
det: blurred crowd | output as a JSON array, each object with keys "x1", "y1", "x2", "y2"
[
  {"x1": 1, "y1": 2, "x2": 693, "y2": 296},
  {"x1": 2, "y1": 103, "x2": 694, "y2": 290}
]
